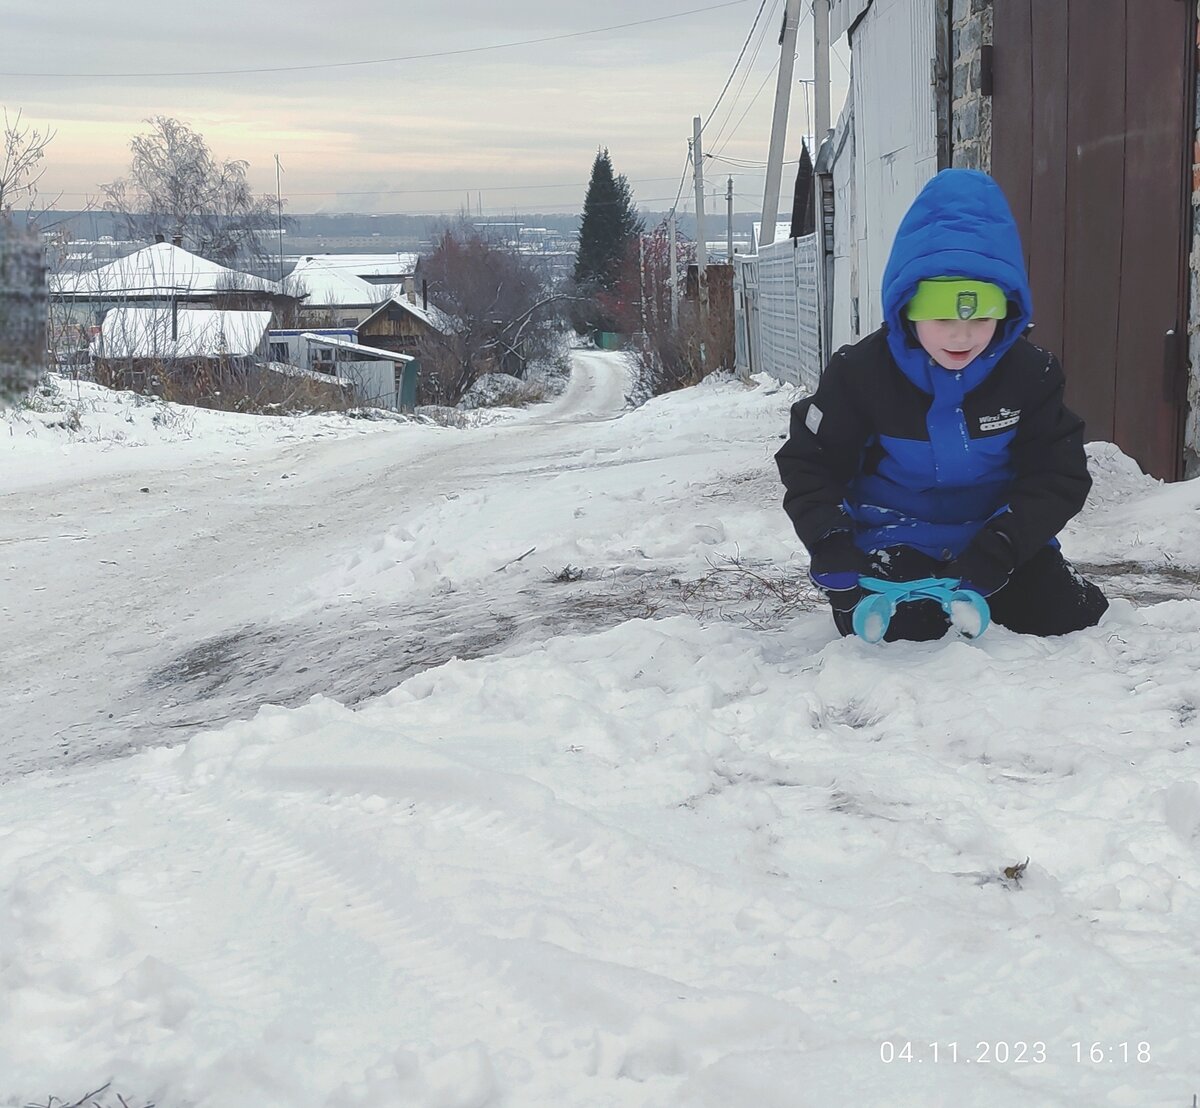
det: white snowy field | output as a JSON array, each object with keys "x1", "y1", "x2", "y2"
[{"x1": 3, "y1": 352, "x2": 1200, "y2": 1108}]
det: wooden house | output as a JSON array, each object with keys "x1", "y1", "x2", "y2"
[{"x1": 356, "y1": 290, "x2": 453, "y2": 356}]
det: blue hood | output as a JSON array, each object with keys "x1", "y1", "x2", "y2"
[{"x1": 880, "y1": 169, "x2": 1032, "y2": 395}]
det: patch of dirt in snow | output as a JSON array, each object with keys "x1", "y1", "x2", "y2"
[
  {"x1": 100, "y1": 577, "x2": 661, "y2": 763},
  {"x1": 45, "y1": 555, "x2": 1195, "y2": 777},
  {"x1": 1074, "y1": 561, "x2": 1200, "y2": 605},
  {"x1": 41, "y1": 563, "x2": 825, "y2": 774}
]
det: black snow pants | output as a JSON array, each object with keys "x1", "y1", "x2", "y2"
[{"x1": 829, "y1": 544, "x2": 1109, "y2": 643}]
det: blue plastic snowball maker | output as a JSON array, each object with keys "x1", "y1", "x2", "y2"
[{"x1": 851, "y1": 576, "x2": 991, "y2": 644}]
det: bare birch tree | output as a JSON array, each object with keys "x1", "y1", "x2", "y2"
[
  {"x1": 0, "y1": 108, "x2": 56, "y2": 216},
  {"x1": 101, "y1": 117, "x2": 279, "y2": 267}
]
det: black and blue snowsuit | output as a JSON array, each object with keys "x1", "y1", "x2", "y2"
[{"x1": 775, "y1": 169, "x2": 1108, "y2": 640}]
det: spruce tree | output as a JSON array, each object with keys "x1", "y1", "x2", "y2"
[{"x1": 574, "y1": 148, "x2": 643, "y2": 295}]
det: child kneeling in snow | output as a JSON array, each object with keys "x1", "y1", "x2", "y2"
[{"x1": 776, "y1": 169, "x2": 1108, "y2": 642}]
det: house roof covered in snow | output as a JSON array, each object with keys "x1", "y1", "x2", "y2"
[
  {"x1": 283, "y1": 256, "x2": 391, "y2": 307},
  {"x1": 297, "y1": 253, "x2": 420, "y2": 280},
  {"x1": 300, "y1": 332, "x2": 414, "y2": 363},
  {"x1": 98, "y1": 307, "x2": 272, "y2": 359},
  {"x1": 52, "y1": 242, "x2": 280, "y2": 298},
  {"x1": 360, "y1": 296, "x2": 454, "y2": 336}
]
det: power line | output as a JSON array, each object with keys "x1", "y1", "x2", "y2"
[
  {"x1": 706, "y1": 0, "x2": 783, "y2": 150},
  {"x1": 710, "y1": 59, "x2": 779, "y2": 157},
  {"x1": 705, "y1": 153, "x2": 800, "y2": 169},
  {"x1": 671, "y1": 150, "x2": 694, "y2": 212},
  {"x1": 701, "y1": 0, "x2": 772, "y2": 131},
  {"x1": 711, "y1": 2, "x2": 813, "y2": 158},
  {"x1": 2, "y1": 1, "x2": 754, "y2": 79},
  {"x1": 831, "y1": 38, "x2": 852, "y2": 79},
  {"x1": 45, "y1": 175, "x2": 686, "y2": 201}
]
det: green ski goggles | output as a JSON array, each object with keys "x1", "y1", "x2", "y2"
[{"x1": 905, "y1": 278, "x2": 1008, "y2": 321}]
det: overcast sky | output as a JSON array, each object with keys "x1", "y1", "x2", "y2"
[{"x1": 1, "y1": 0, "x2": 849, "y2": 217}]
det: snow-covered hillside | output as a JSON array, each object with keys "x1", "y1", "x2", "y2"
[{"x1": 2, "y1": 352, "x2": 1199, "y2": 1107}]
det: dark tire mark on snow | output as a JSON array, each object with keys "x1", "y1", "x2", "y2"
[
  {"x1": 51, "y1": 577, "x2": 657, "y2": 771},
  {"x1": 27, "y1": 558, "x2": 1197, "y2": 781}
]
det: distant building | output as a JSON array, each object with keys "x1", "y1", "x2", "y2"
[
  {"x1": 283, "y1": 256, "x2": 392, "y2": 327},
  {"x1": 357, "y1": 290, "x2": 454, "y2": 356},
  {"x1": 286, "y1": 252, "x2": 419, "y2": 289},
  {"x1": 51, "y1": 240, "x2": 298, "y2": 354},
  {"x1": 267, "y1": 329, "x2": 417, "y2": 411},
  {"x1": 93, "y1": 306, "x2": 271, "y2": 393}
]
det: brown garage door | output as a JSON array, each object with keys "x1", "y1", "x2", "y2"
[{"x1": 990, "y1": 0, "x2": 1194, "y2": 480}]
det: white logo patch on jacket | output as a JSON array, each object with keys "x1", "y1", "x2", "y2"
[
  {"x1": 978, "y1": 407, "x2": 1020, "y2": 433},
  {"x1": 805, "y1": 404, "x2": 824, "y2": 434}
]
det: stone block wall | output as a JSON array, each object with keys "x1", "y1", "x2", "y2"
[
  {"x1": 1186, "y1": 0, "x2": 1200, "y2": 477},
  {"x1": 0, "y1": 219, "x2": 47, "y2": 406},
  {"x1": 950, "y1": 0, "x2": 991, "y2": 171}
]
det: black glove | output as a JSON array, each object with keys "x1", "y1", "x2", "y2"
[
  {"x1": 809, "y1": 530, "x2": 870, "y2": 610},
  {"x1": 945, "y1": 527, "x2": 1016, "y2": 597}
]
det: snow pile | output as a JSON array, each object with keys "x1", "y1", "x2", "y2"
[
  {"x1": 1066, "y1": 442, "x2": 1200, "y2": 569},
  {"x1": 0, "y1": 374, "x2": 405, "y2": 491},
  {"x1": 302, "y1": 372, "x2": 793, "y2": 609},
  {"x1": 4, "y1": 599, "x2": 1200, "y2": 1106},
  {"x1": 3, "y1": 353, "x2": 1200, "y2": 1106},
  {"x1": 459, "y1": 372, "x2": 548, "y2": 410}
]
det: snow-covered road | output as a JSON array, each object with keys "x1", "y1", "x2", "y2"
[
  {"x1": 4, "y1": 353, "x2": 1200, "y2": 1107},
  {"x1": 1, "y1": 352, "x2": 639, "y2": 777}
]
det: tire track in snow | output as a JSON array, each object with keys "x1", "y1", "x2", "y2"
[
  {"x1": 133, "y1": 773, "x2": 545, "y2": 1035},
  {"x1": 120, "y1": 742, "x2": 817, "y2": 1094},
  {"x1": 126, "y1": 762, "x2": 726, "y2": 1098}
]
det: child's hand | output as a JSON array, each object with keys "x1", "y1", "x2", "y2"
[
  {"x1": 809, "y1": 531, "x2": 870, "y2": 604},
  {"x1": 945, "y1": 528, "x2": 1016, "y2": 596}
]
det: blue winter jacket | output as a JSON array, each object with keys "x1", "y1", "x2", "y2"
[{"x1": 776, "y1": 169, "x2": 1091, "y2": 579}]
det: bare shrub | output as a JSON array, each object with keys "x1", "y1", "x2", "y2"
[
  {"x1": 414, "y1": 224, "x2": 565, "y2": 406},
  {"x1": 629, "y1": 552, "x2": 823, "y2": 630},
  {"x1": 23, "y1": 1081, "x2": 153, "y2": 1108},
  {"x1": 459, "y1": 372, "x2": 548, "y2": 410},
  {"x1": 96, "y1": 357, "x2": 354, "y2": 415},
  {"x1": 634, "y1": 226, "x2": 736, "y2": 396}
]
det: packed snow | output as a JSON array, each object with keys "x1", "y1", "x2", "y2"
[{"x1": 2, "y1": 351, "x2": 1200, "y2": 1107}]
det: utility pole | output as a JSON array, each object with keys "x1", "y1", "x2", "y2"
[
  {"x1": 760, "y1": 0, "x2": 803, "y2": 248},
  {"x1": 813, "y1": 0, "x2": 832, "y2": 142},
  {"x1": 669, "y1": 208, "x2": 679, "y2": 329},
  {"x1": 692, "y1": 118, "x2": 709, "y2": 281},
  {"x1": 726, "y1": 177, "x2": 734, "y2": 262},
  {"x1": 274, "y1": 154, "x2": 285, "y2": 282}
]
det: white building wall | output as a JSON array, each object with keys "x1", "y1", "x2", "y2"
[
  {"x1": 337, "y1": 362, "x2": 400, "y2": 409},
  {"x1": 847, "y1": 0, "x2": 940, "y2": 337},
  {"x1": 829, "y1": 99, "x2": 859, "y2": 353}
]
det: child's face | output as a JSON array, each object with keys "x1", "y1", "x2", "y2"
[{"x1": 914, "y1": 317, "x2": 998, "y2": 370}]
